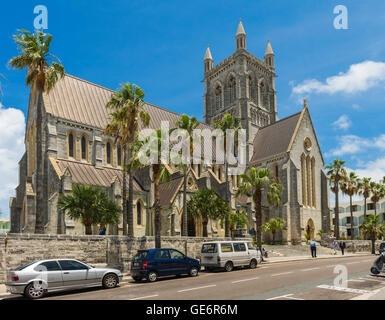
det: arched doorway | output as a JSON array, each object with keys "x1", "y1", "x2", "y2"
[{"x1": 306, "y1": 218, "x2": 315, "y2": 240}]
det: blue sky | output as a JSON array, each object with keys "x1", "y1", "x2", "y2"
[{"x1": 1, "y1": 0, "x2": 385, "y2": 218}]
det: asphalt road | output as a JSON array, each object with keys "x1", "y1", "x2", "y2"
[{"x1": 4, "y1": 255, "x2": 381, "y2": 300}]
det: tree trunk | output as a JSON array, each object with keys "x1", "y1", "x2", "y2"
[
  {"x1": 203, "y1": 219, "x2": 208, "y2": 237},
  {"x1": 272, "y1": 231, "x2": 275, "y2": 244},
  {"x1": 153, "y1": 164, "x2": 161, "y2": 249},
  {"x1": 224, "y1": 161, "x2": 230, "y2": 238},
  {"x1": 350, "y1": 195, "x2": 354, "y2": 240},
  {"x1": 182, "y1": 169, "x2": 188, "y2": 236},
  {"x1": 334, "y1": 185, "x2": 340, "y2": 239},
  {"x1": 121, "y1": 150, "x2": 128, "y2": 235},
  {"x1": 85, "y1": 224, "x2": 92, "y2": 235},
  {"x1": 127, "y1": 149, "x2": 134, "y2": 237},
  {"x1": 375, "y1": 202, "x2": 377, "y2": 216},
  {"x1": 34, "y1": 86, "x2": 45, "y2": 234},
  {"x1": 364, "y1": 197, "x2": 367, "y2": 218},
  {"x1": 254, "y1": 189, "x2": 263, "y2": 251},
  {"x1": 371, "y1": 234, "x2": 375, "y2": 254}
]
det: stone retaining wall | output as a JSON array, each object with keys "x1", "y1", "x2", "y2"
[
  {"x1": 0, "y1": 233, "x2": 249, "y2": 284},
  {"x1": 320, "y1": 234, "x2": 382, "y2": 253}
]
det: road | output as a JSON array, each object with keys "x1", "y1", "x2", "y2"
[{"x1": 4, "y1": 255, "x2": 383, "y2": 300}]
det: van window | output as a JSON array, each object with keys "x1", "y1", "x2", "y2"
[
  {"x1": 247, "y1": 242, "x2": 256, "y2": 250},
  {"x1": 233, "y1": 243, "x2": 246, "y2": 252},
  {"x1": 221, "y1": 243, "x2": 233, "y2": 252},
  {"x1": 201, "y1": 243, "x2": 217, "y2": 253}
]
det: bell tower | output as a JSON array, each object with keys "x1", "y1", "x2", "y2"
[{"x1": 203, "y1": 20, "x2": 278, "y2": 161}]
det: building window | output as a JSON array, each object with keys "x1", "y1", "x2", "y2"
[
  {"x1": 273, "y1": 163, "x2": 279, "y2": 182},
  {"x1": 137, "y1": 201, "x2": 142, "y2": 225},
  {"x1": 368, "y1": 203, "x2": 375, "y2": 210},
  {"x1": 215, "y1": 85, "x2": 222, "y2": 110},
  {"x1": 197, "y1": 164, "x2": 201, "y2": 177},
  {"x1": 228, "y1": 76, "x2": 236, "y2": 105},
  {"x1": 248, "y1": 75, "x2": 253, "y2": 101},
  {"x1": 68, "y1": 132, "x2": 75, "y2": 158},
  {"x1": 218, "y1": 166, "x2": 222, "y2": 181},
  {"x1": 81, "y1": 135, "x2": 87, "y2": 160},
  {"x1": 301, "y1": 154, "x2": 307, "y2": 206},
  {"x1": 117, "y1": 146, "x2": 122, "y2": 167},
  {"x1": 106, "y1": 142, "x2": 112, "y2": 165},
  {"x1": 311, "y1": 157, "x2": 316, "y2": 208}
]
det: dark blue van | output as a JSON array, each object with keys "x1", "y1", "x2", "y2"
[{"x1": 130, "y1": 248, "x2": 201, "y2": 282}]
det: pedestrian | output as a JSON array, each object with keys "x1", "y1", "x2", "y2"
[
  {"x1": 99, "y1": 226, "x2": 106, "y2": 235},
  {"x1": 310, "y1": 239, "x2": 317, "y2": 258},
  {"x1": 339, "y1": 240, "x2": 346, "y2": 255},
  {"x1": 332, "y1": 240, "x2": 338, "y2": 255}
]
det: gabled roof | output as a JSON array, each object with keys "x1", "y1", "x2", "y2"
[
  {"x1": 52, "y1": 158, "x2": 143, "y2": 191},
  {"x1": 159, "y1": 176, "x2": 184, "y2": 207},
  {"x1": 43, "y1": 74, "x2": 211, "y2": 132},
  {"x1": 250, "y1": 111, "x2": 302, "y2": 163}
]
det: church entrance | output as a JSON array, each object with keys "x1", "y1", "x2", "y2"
[{"x1": 306, "y1": 218, "x2": 315, "y2": 240}]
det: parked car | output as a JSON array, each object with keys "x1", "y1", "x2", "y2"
[
  {"x1": 130, "y1": 248, "x2": 201, "y2": 282},
  {"x1": 200, "y1": 241, "x2": 262, "y2": 272},
  {"x1": 5, "y1": 259, "x2": 123, "y2": 299}
]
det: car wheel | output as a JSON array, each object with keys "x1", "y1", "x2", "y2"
[
  {"x1": 189, "y1": 266, "x2": 199, "y2": 277},
  {"x1": 24, "y1": 282, "x2": 45, "y2": 299},
  {"x1": 147, "y1": 271, "x2": 158, "y2": 282},
  {"x1": 102, "y1": 273, "x2": 119, "y2": 289},
  {"x1": 249, "y1": 259, "x2": 257, "y2": 269},
  {"x1": 224, "y1": 261, "x2": 233, "y2": 272},
  {"x1": 371, "y1": 267, "x2": 380, "y2": 275},
  {"x1": 132, "y1": 276, "x2": 142, "y2": 282}
]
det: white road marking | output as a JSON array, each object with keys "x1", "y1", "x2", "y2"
[
  {"x1": 347, "y1": 261, "x2": 361, "y2": 265},
  {"x1": 317, "y1": 284, "x2": 372, "y2": 294},
  {"x1": 232, "y1": 277, "x2": 260, "y2": 284},
  {"x1": 362, "y1": 277, "x2": 385, "y2": 283},
  {"x1": 130, "y1": 294, "x2": 159, "y2": 300},
  {"x1": 326, "y1": 265, "x2": 336, "y2": 268},
  {"x1": 178, "y1": 284, "x2": 217, "y2": 293},
  {"x1": 348, "y1": 279, "x2": 365, "y2": 282},
  {"x1": 271, "y1": 271, "x2": 293, "y2": 277},
  {"x1": 301, "y1": 267, "x2": 320, "y2": 272},
  {"x1": 267, "y1": 293, "x2": 303, "y2": 300}
]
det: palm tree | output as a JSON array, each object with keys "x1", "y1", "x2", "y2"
[
  {"x1": 57, "y1": 184, "x2": 120, "y2": 235},
  {"x1": 358, "y1": 177, "x2": 372, "y2": 218},
  {"x1": 370, "y1": 182, "x2": 385, "y2": 216},
  {"x1": 262, "y1": 218, "x2": 285, "y2": 244},
  {"x1": 133, "y1": 129, "x2": 170, "y2": 248},
  {"x1": 341, "y1": 171, "x2": 359, "y2": 240},
  {"x1": 187, "y1": 189, "x2": 230, "y2": 237},
  {"x1": 8, "y1": 30, "x2": 65, "y2": 234},
  {"x1": 213, "y1": 113, "x2": 242, "y2": 237},
  {"x1": 326, "y1": 159, "x2": 346, "y2": 239},
  {"x1": 105, "y1": 83, "x2": 150, "y2": 236},
  {"x1": 173, "y1": 114, "x2": 199, "y2": 236},
  {"x1": 236, "y1": 167, "x2": 283, "y2": 251},
  {"x1": 359, "y1": 214, "x2": 383, "y2": 254}
]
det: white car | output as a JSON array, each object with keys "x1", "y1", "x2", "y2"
[
  {"x1": 200, "y1": 241, "x2": 262, "y2": 272},
  {"x1": 6, "y1": 259, "x2": 123, "y2": 299}
]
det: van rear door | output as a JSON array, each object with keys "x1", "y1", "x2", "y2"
[{"x1": 200, "y1": 243, "x2": 217, "y2": 265}]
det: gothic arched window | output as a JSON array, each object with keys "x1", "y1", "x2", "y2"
[
  {"x1": 68, "y1": 132, "x2": 75, "y2": 158},
  {"x1": 137, "y1": 201, "x2": 142, "y2": 225},
  {"x1": 228, "y1": 76, "x2": 236, "y2": 105},
  {"x1": 81, "y1": 135, "x2": 87, "y2": 160},
  {"x1": 215, "y1": 85, "x2": 222, "y2": 110},
  {"x1": 248, "y1": 75, "x2": 254, "y2": 101},
  {"x1": 117, "y1": 146, "x2": 122, "y2": 167},
  {"x1": 106, "y1": 141, "x2": 112, "y2": 165}
]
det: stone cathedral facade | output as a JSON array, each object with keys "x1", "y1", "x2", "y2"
[{"x1": 10, "y1": 20, "x2": 331, "y2": 243}]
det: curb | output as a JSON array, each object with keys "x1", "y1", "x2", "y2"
[{"x1": 261, "y1": 253, "x2": 373, "y2": 264}]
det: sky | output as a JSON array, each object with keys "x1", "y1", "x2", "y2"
[{"x1": 1, "y1": 0, "x2": 385, "y2": 218}]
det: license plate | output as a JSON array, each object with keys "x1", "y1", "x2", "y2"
[{"x1": 133, "y1": 262, "x2": 139, "y2": 267}]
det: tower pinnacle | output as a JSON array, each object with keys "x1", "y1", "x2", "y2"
[{"x1": 235, "y1": 19, "x2": 246, "y2": 50}]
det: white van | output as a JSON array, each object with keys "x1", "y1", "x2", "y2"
[{"x1": 200, "y1": 241, "x2": 262, "y2": 272}]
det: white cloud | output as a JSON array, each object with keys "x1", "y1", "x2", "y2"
[
  {"x1": 292, "y1": 60, "x2": 385, "y2": 95},
  {"x1": 346, "y1": 157, "x2": 385, "y2": 183},
  {"x1": 0, "y1": 103, "x2": 25, "y2": 218},
  {"x1": 332, "y1": 114, "x2": 352, "y2": 131},
  {"x1": 326, "y1": 134, "x2": 385, "y2": 157},
  {"x1": 352, "y1": 103, "x2": 361, "y2": 111}
]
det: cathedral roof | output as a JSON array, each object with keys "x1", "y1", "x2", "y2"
[
  {"x1": 158, "y1": 175, "x2": 184, "y2": 207},
  {"x1": 43, "y1": 74, "x2": 212, "y2": 132},
  {"x1": 250, "y1": 111, "x2": 302, "y2": 163},
  {"x1": 52, "y1": 158, "x2": 144, "y2": 191}
]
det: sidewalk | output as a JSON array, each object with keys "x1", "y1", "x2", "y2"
[{"x1": 262, "y1": 252, "x2": 372, "y2": 264}]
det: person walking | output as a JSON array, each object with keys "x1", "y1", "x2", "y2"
[
  {"x1": 310, "y1": 240, "x2": 317, "y2": 258},
  {"x1": 340, "y1": 240, "x2": 346, "y2": 255},
  {"x1": 332, "y1": 240, "x2": 338, "y2": 255}
]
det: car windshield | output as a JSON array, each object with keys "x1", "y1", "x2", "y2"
[
  {"x1": 134, "y1": 251, "x2": 148, "y2": 260},
  {"x1": 16, "y1": 261, "x2": 36, "y2": 271},
  {"x1": 201, "y1": 243, "x2": 217, "y2": 253}
]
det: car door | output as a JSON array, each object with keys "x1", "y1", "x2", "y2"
[
  {"x1": 34, "y1": 261, "x2": 63, "y2": 290},
  {"x1": 153, "y1": 249, "x2": 172, "y2": 276},
  {"x1": 169, "y1": 249, "x2": 188, "y2": 274},
  {"x1": 58, "y1": 260, "x2": 91, "y2": 288}
]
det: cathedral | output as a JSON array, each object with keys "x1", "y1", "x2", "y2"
[{"x1": 9, "y1": 20, "x2": 331, "y2": 243}]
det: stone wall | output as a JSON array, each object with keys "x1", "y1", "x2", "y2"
[
  {"x1": 320, "y1": 234, "x2": 382, "y2": 253},
  {"x1": 0, "y1": 233, "x2": 250, "y2": 284}
]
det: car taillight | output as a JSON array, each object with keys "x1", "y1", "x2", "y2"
[
  {"x1": 217, "y1": 257, "x2": 221, "y2": 262},
  {"x1": 142, "y1": 261, "x2": 148, "y2": 269},
  {"x1": 11, "y1": 276, "x2": 19, "y2": 282}
]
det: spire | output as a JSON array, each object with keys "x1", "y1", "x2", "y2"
[
  {"x1": 235, "y1": 19, "x2": 246, "y2": 50},
  {"x1": 265, "y1": 40, "x2": 274, "y2": 55},
  {"x1": 236, "y1": 19, "x2": 246, "y2": 36},
  {"x1": 304, "y1": 98, "x2": 308, "y2": 109},
  {"x1": 204, "y1": 45, "x2": 213, "y2": 61}
]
